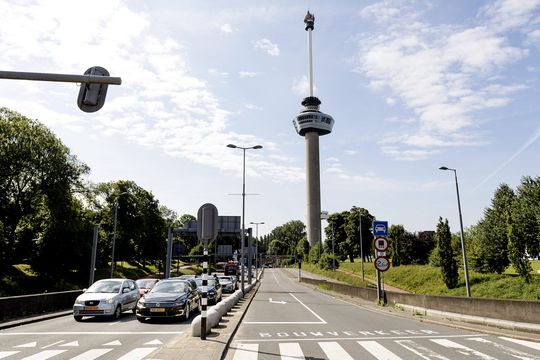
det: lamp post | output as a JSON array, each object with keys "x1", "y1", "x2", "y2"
[
  {"x1": 439, "y1": 166, "x2": 471, "y2": 297},
  {"x1": 227, "y1": 144, "x2": 263, "y2": 294},
  {"x1": 110, "y1": 191, "x2": 127, "y2": 278},
  {"x1": 250, "y1": 221, "x2": 264, "y2": 279}
]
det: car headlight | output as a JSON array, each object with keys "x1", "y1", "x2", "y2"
[
  {"x1": 174, "y1": 298, "x2": 187, "y2": 306},
  {"x1": 138, "y1": 297, "x2": 146, "y2": 304},
  {"x1": 106, "y1": 297, "x2": 115, "y2": 304},
  {"x1": 74, "y1": 298, "x2": 84, "y2": 305}
]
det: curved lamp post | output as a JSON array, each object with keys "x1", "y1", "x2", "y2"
[
  {"x1": 439, "y1": 166, "x2": 471, "y2": 297},
  {"x1": 227, "y1": 144, "x2": 263, "y2": 293}
]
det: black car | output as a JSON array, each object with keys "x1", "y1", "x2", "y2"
[
  {"x1": 135, "y1": 279, "x2": 200, "y2": 322},
  {"x1": 194, "y1": 276, "x2": 223, "y2": 304}
]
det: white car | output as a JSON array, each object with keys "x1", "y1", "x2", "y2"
[
  {"x1": 73, "y1": 278, "x2": 140, "y2": 321},
  {"x1": 218, "y1": 276, "x2": 236, "y2": 293}
]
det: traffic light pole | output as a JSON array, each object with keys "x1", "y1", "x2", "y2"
[{"x1": 0, "y1": 70, "x2": 121, "y2": 85}]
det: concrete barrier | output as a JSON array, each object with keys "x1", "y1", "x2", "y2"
[
  {"x1": 300, "y1": 277, "x2": 540, "y2": 325},
  {"x1": 0, "y1": 290, "x2": 82, "y2": 322}
]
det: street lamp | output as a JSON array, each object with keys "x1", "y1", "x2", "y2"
[
  {"x1": 110, "y1": 191, "x2": 127, "y2": 278},
  {"x1": 227, "y1": 144, "x2": 263, "y2": 294},
  {"x1": 439, "y1": 166, "x2": 471, "y2": 297},
  {"x1": 250, "y1": 221, "x2": 264, "y2": 279}
]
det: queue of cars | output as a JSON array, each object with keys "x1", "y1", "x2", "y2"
[{"x1": 73, "y1": 273, "x2": 236, "y2": 322}]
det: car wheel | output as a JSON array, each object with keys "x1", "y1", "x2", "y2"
[
  {"x1": 184, "y1": 303, "x2": 190, "y2": 321},
  {"x1": 74, "y1": 315, "x2": 83, "y2": 322},
  {"x1": 112, "y1": 305, "x2": 122, "y2": 320},
  {"x1": 137, "y1": 317, "x2": 146, "y2": 323},
  {"x1": 132, "y1": 308, "x2": 136, "y2": 314}
]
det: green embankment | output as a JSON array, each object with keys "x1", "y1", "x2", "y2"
[{"x1": 303, "y1": 260, "x2": 540, "y2": 300}]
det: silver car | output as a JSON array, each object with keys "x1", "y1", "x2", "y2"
[{"x1": 73, "y1": 278, "x2": 140, "y2": 321}]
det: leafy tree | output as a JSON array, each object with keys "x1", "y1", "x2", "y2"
[
  {"x1": 507, "y1": 212, "x2": 532, "y2": 282},
  {"x1": 324, "y1": 212, "x2": 347, "y2": 260},
  {"x1": 471, "y1": 184, "x2": 514, "y2": 273},
  {"x1": 308, "y1": 243, "x2": 320, "y2": 264},
  {"x1": 514, "y1": 176, "x2": 540, "y2": 258},
  {"x1": 266, "y1": 220, "x2": 306, "y2": 255},
  {"x1": 344, "y1": 207, "x2": 374, "y2": 263},
  {"x1": 0, "y1": 108, "x2": 89, "y2": 276},
  {"x1": 296, "y1": 236, "x2": 310, "y2": 260},
  {"x1": 435, "y1": 217, "x2": 458, "y2": 289},
  {"x1": 388, "y1": 225, "x2": 405, "y2": 266}
]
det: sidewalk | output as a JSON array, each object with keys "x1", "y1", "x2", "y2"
[{"x1": 286, "y1": 268, "x2": 540, "y2": 341}]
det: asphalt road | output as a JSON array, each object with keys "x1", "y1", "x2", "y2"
[
  {"x1": 225, "y1": 268, "x2": 540, "y2": 360},
  {"x1": 0, "y1": 308, "x2": 191, "y2": 359}
]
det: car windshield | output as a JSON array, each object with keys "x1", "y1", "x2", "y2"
[
  {"x1": 86, "y1": 280, "x2": 123, "y2": 293},
  {"x1": 195, "y1": 278, "x2": 216, "y2": 287},
  {"x1": 151, "y1": 281, "x2": 186, "y2": 294},
  {"x1": 136, "y1": 279, "x2": 157, "y2": 289}
]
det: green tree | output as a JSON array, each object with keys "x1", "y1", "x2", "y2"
[
  {"x1": 0, "y1": 108, "x2": 89, "y2": 276},
  {"x1": 267, "y1": 220, "x2": 306, "y2": 255},
  {"x1": 472, "y1": 184, "x2": 514, "y2": 273},
  {"x1": 324, "y1": 212, "x2": 347, "y2": 260},
  {"x1": 514, "y1": 176, "x2": 540, "y2": 258},
  {"x1": 344, "y1": 207, "x2": 375, "y2": 263},
  {"x1": 388, "y1": 225, "x2": 405, "y2": 266},
  {"x1": 507, "y1": 212, "x2": 532, "y2": 282},
  {"x1": 435, "y1": 217, "x2": 458, "y2": 289}
]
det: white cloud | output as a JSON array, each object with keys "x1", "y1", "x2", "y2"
[
  {"x1": 292, "y1": 75, "x2": 317, "y2": 96},
  {"x1": 244, "y1": 103, "x2": 262, "y2": 110},
  {"x1": 254, "y1": 38, "x2": 280, "y2": 56},
  {"x1": 0, "y1": 0, "x2": 304, "y2": 184},
  {"x1": 344, "y1": 150, "x2": 358, "y2": 155},
  {"x1": 356, "y1": 0, "x2": 535, "y2": 161},
  {"x1": 208, "y1": 68, "x2": 229, "y2": 77},
  {"x1": 239, "y1": 71, "x2": 259, "y2": 78},
  {"x1": 219, "y1": 23, "x2": 235, "y2": 33}
]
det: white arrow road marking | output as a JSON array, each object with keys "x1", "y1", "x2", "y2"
[
  {"x1": 60, "y1": 341, "x2": 79, "y2": 347},
  {"x1": 14, "y1": 342, "x2": 36, "y2": 348},
  {"x1": 102, "y1": 340, "x2": 121, "y2": 346},
  {"x1": 269, "y1": 298, "x2": 286, "y2": 304},
  {"x1": 431, "y1": 339, "x2": 496, "y2": 360},
  {"x1": 116, "y1": 347, "x2": 157, "y2": 360},
  {"x1": 0, "y1": 351, "x2": 19, "y2": 359},
  {"x1": 70, "y1": 348, "x2": 113, "y2": 360},
  {"x1": 144, "y1": 339, "x2": 163, "y2": 345},
  {"x1": 500, "y1": 337, "x2": 540, "y2": 352},
  {"x1": 21, "y1": 350, "x2": 67, "y2": 360}
]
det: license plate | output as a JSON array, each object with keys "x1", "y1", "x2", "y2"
[
  {"x1": 150, "y1": 308, "x2": 165, "y2": 313},
  {"x1": 85, "y1": 306, "x2": 98, "y2": 311}
]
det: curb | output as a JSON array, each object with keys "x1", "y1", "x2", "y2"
[{"x1": 0, "y1": 310, "x2": 72, "y2": 330}]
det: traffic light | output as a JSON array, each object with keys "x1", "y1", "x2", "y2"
[{"x1": 77, "y1": 66, "x2": 110, "y2": 112}]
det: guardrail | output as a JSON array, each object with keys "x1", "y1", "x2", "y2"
[{"x1": 0, "y1": 290, "x2": 82, "y2": 322}]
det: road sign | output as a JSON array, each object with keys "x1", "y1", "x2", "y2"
[
  {"x1": 197, "y1": 203, "x2": 218, "y2": 242},
  {"x1": 373, "y1": 221, "x2": 388, "y2": 236},
  {"x1": 375, "y1": 256, "x2": 390, "y2": 272},
  {"x1": 373, "y1": 237, "x2": 388, "y2": 252}
]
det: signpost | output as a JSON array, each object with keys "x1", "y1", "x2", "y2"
[
  {"x1": 197, "y1": 203, "x2": 219, "y2": 340},
  {"x1": 373, "y1": 221, "x2": 390, "y2": 304}
]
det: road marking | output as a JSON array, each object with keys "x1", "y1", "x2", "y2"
[
  {"x1": 358, "y1": 341, "x2": 402, "y2": 360},
  {"x1": 500, "y1": 337, "x2": 540, "y2": 351},
  {"x1": 144, "y1": 339, "x2": 163, "y2": 345},
  {"x1": 279, "y1": 342, "x2": 304, "y2": 360},
  {"x1": 396, "y1": 339, "x2": 450, "y2": 359},
  {"x1": 21, "y1": 350, "x2": 67, "y2": 360},
  {"x1": 60, "y1": 341, "x2": 79, "y2": 347},
  {"x1": 431, "y1": 339, "x2": 496, "y2": 360},
  {"x1": 245, "y1": 293, "x2": 326, "y2": 325},
  {"x1": 0, "y1": 351, "x2": 19, "y2": 359},
  {"x1": 232, "y1": 344, "x2": 259, "y2": 360},
  {"x1": 69, "y1": 348, "x2": 113, "y2": 360},
  {"x1": 319, "y1": 341, "x2": 353, "y2": 360},
  {"x1": 468, "y1": 337, "x2": 540, "y2": 360},
  {"x1": 41, "y1": 341, "x2": 64, "y2": 349},
  {"x1": 102, "y1": 340, "x2": 121, "y2": 346},
  {"x1": 1, "y1": 332, "x2": 183, "y2": 335},
  {"x1": 269, "y1": 298, "x2": 286, "y2": 304},
  {"x1": 240, "y1": 334, "x2": 486, "y2": 342},
  {"x1": 116, "y1": 347, "x2": 157, "y2": 360},
  {"x1": 14, "y1": 342, "x2": 37, "y2": 348},
  {"x1": 108, "y1": 321, "x2": 120, "y2": 326}
]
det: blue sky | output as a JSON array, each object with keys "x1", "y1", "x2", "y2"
[{"x1": 1, "y1": 0, "x2": 539, "y2": 237}]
